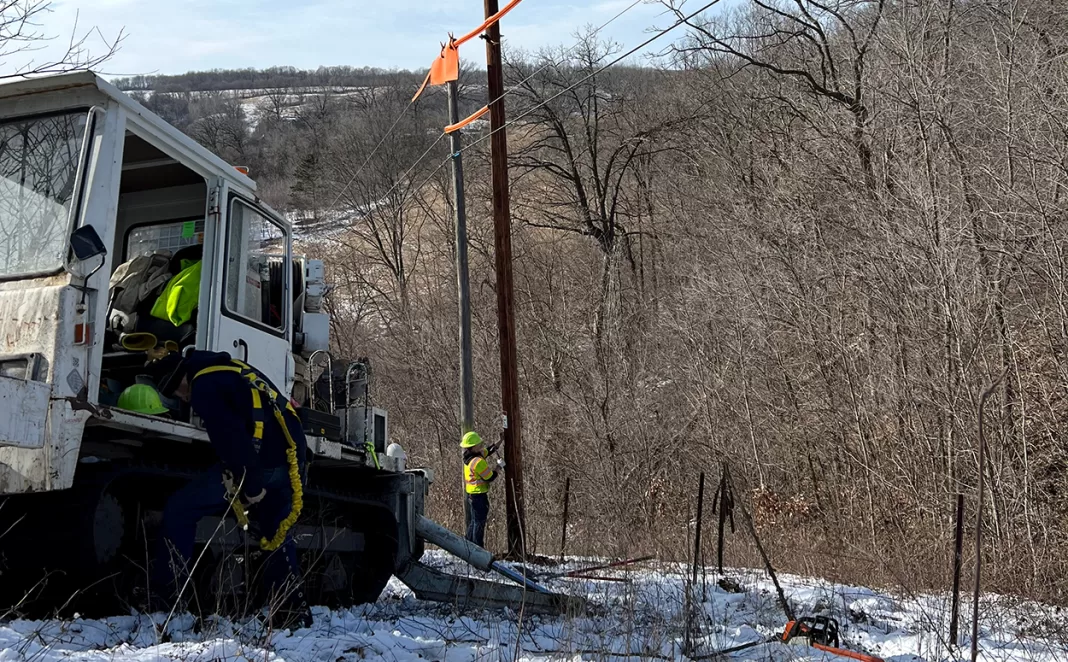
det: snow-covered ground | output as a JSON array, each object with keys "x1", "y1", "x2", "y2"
[{"x1": 1, "y1": 552, "x2": 1064, "y2": 662}]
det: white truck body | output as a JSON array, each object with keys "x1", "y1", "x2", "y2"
[{"x1": 0, "y1": 71, "x2": 381, "y2": 493}]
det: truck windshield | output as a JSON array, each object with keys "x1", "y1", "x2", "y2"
[{"x1": 0, "y1": 111, "x2": 90, "y2": 278}]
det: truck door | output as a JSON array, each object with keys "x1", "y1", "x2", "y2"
[{"x1": 210, "y1": 188, "x2": 292, "y2": 393}]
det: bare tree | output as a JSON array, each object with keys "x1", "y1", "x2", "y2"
[{"x1": 0, "y1": 0, "x2": 124, "y2": 79}]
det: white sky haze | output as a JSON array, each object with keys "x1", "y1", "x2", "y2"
[{"x1": 13, "y1": 0, "x2": 695, "y2": 79}]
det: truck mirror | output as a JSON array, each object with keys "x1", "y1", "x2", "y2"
[{"x1": 69, "y1": 226, "x2": 107, "y2": 261}]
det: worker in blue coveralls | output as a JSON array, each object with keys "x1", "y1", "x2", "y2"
[{"x1": 150, "y1": 349, "x2": 311, "y2": 628}]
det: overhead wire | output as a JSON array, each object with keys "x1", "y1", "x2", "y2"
[
  {"x1": 325, "y1": 97, "x2": 417, "y2": 213},
  {"x1": 402, "y1": 0, "x2": 723, "y2": 195},
  {"x1": 489, "y1": 0, "x2": 645, "y2": 110},
  {"x1": 457, "y1": 0, "x2": 723, "y2": 158},
  {"x1": 320, "y1": 0, "x2": 648, "y2": 228},
  {"x1": 321, "y1": 0, "x2": 717, "y2": 231}
]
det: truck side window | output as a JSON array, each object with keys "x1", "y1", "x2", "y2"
[{"x1": 224, "y1": 199, "x2": 286, "y2": 331}]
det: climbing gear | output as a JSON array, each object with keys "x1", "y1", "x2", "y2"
[
  {"x1": 150, "y1": 259, "x2": 202, "y2": 326},
  {"x1": 460, "y1": 431, "x2": 482, "y2": 448},
  {"x1": 222, "y1": 469, "x2": 265, "y2": 507},
  {"x1": 107, "y1": 251, "x2": 174, "y2": 337},
  {"x1": 464, "y1": 454, "x2": 495, "y2": 494},
  {"x1": 116, "y1": 383, "x2": 170, "y2": 415},
  {"x1": 781, "y1": 616, "x2": 884, "y2": 662},
  {"x1": 221, "y1": 470, "x2": 252, "y2": 532},
  {"x1": 195, "y1": 359, "x2": 304, "y2": 552}
]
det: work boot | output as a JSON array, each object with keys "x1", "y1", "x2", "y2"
[
  {"x1": 268, "y1": 588, "x2": 313, "y2": 631},
  {"x1": 133, "y1": 585, "x2": 188, "y2": 617}
]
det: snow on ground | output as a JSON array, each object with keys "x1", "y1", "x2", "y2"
[{"x1": 0, "y1": 552, "x2": 1065, "y2": 662}]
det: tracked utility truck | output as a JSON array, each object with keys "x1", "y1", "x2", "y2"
[{"x1": 0, "y1": 72, "x2": 571, "y2": 615}]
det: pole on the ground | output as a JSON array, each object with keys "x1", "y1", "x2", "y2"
[
  {"x1": 483, "y1": 0, "x2": 526, "y2": 560},
  {"x1": 446, "y1": 79, "x2": 475, "y2": 534},
  {"x1": 559, "y1": 476, "x2": 571, "y2": 563},
  {"x1": 950, "y1": 493, "x2": 965, "y2": 647},
  {"x1": 731, "y1": 470, "x2": 794, "y2": 621}
]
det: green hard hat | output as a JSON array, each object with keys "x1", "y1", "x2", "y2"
[
  {"x1": 117, "y1": 383, "x2": 169, "y2": 415},
  {"x1": 460, "y1": 431, "x2": 482, "y2": 448}
]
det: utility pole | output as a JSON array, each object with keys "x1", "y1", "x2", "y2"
[
  {"x1": 447, "y1": 80, "x2": 475, "y2": 436},
  {"x1": 447, "y1": 78, "x2": 476, "y2": 536},
  {"x1": 483, "y1": 0, "x2": 526, "y2": 559}
]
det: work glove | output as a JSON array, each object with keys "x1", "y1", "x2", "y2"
[
  {"x1": 496, "y1": 458, "x2": 506, "y2": 470},
  {"x1": 240, "y1": 488, "x2": 267, "y2": 507},
  {"x1": 222, "y1": 470, "x2": 266, "y2": 508}
]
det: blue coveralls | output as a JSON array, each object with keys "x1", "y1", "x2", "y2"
[
  {"x1": 463, "y1": 449, "x2": 497, "y2": 547},
  {"x1": 152, "y1": 351, "x2": 308, "y2": 606}
]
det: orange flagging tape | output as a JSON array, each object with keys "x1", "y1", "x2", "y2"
[
  {"x1": 412, "y1": 39, "x2": 461, "y2": 101},
  {"x1": 455, "y1": 0, "x2": 523, "y2": 47},
  {"x1": 445, "y1": 105, "x2": 489, "y2": 133},
  {"x1": 412, "y1": 0, "x2": 525, "y2": 101},
  {"x1": 812, "y1": 643, "x2": 884, "y2": 662}
]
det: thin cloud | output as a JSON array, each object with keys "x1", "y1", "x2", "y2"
[{"x1": 4, "y1": 0, "x2": 690, "y2": 77}]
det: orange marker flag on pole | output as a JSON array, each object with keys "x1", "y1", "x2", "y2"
[{"x1": 412, "y1": 0, "x2": 525, "y2": 102}]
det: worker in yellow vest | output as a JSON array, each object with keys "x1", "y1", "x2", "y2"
[{"x1": 461, "y1": 431, "x2": 504, "y2": 547}]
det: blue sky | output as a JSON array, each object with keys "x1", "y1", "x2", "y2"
[{"x1": 7, "y1": 0, "x2": 728, "y2": 78}]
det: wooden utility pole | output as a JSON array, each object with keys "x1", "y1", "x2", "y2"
[{"x1": 483, "y1": 0, "x2": 526, "y2": 558}]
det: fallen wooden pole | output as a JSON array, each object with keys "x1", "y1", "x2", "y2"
[
  {"x1": 566, "y1": 573, "x2": 630, "y2": 583},
  {"x1": 564, "y1": 555, "x2": 655, "y2": 577},
  {"x1": 731, "y1": 470, "x2": 794, "y2": 621},
  {"x1": 535, "y1": 555, "x2": 655, "y2": 580}
]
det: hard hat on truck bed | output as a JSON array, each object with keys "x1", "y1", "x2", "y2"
[{"x1": 117, "y1": 384, "x2": 169, "y2": 415}]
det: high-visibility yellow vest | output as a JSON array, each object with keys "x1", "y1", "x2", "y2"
[
  {"x1": 150, "y1": 259, "x2": 202, "y2": 326},
  {"x1": 464, "y1": 455, "x2": 494, "y2": 494}
]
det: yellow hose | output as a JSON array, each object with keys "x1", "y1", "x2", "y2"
[{"x1": 258, "y1": 406, "x2": 303, "y2": 551}]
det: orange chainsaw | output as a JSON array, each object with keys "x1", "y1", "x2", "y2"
[{"x1": 781, "y1": 616, "x2": 884, "y2": 662}]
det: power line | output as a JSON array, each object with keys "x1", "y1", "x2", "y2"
[
  {"x1": 319, "y1": 0, "x2": 713, "y2": 234},
  {"x1": 316, "y1": 131, "x2": 449, "y2": 239},
  {"x1": 326, "y1": 97, "x2": 417, "y2": 212},
  {"x1": 355, "y1": 0, "x2": 721, "y2": 218},
  {"x1": 459, "y1": 0, "x2": 722, "y2": 158},
  {"x1": 488, "y1": 0, "x2": 645, "y2": 110},
  {"x1": 322, "y1": 0, "x2": 646, "y2": 221}
]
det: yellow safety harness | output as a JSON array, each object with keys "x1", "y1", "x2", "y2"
[{"x1": 194, "y1": 359, "x2": 304, "y2": 552}]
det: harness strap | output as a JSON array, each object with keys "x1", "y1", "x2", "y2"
[{"x1": 194, "y1": 359, "x2": 303, "y2": 551}]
